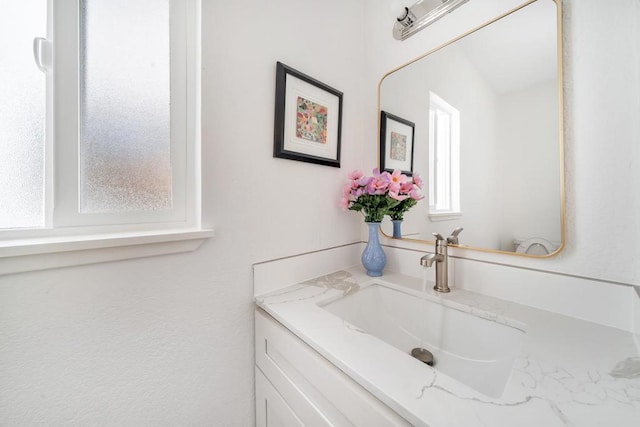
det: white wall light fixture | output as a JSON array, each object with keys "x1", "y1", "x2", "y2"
[{"x1": 393, "y1": 0, "x2": 471, "y2": 40}]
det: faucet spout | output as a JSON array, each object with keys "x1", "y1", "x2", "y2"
[{"x1": 420, "y1": 253, "x2": 443, "y2": 268}]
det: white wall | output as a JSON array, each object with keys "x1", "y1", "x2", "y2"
[
  {"x1": 496, "y1": 79, "x2": 560, "y2": 250},
  {"x1": 365, "y1": 0, "x2": 640, "y2": 286},
  {"x1": 0, "y1": 0, "x2": 367, "y2": 424}
]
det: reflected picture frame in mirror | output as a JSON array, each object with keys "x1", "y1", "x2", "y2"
[
  {"x1": 380, "y1": 111, "x2": 415, "y2": 176},
  {"x1": 378, "y1": 0, "x2": 565, "y2": 258}
]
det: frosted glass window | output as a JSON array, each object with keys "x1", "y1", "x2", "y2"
[
  {"x1": 80, "y1": 0, "x2": 172, "y2": 213},
  {"x1": 0, "y1": 1, "x2": 47, "y2": 228}
]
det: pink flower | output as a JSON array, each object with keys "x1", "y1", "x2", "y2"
[
  {"x1": 409, "y1": 189, "x2": 424, "y2": 200},
  {"x1": 339, "y1": 196, "x2": 349, "y2": 209},
  {"x1": 412, "y1": 173, "x2": 424, "y2": 189},
  {"x1": 386, "y1": 170, "x2": 409, "y2": 194},
  {"x1": 348, "y1": 170, "x2": 363, "y2": 180},
  {"x1": 389, "y1": 191, "x2": 408, "y2": 201},
  {"x1": 388, "y1": 169, "x2": 408, "y2": 187},
  {"x1": 399, "y1": 181, "x2": 414, "y2": 194},
  {"x1": 356, "y1": 176, "x2": 371, "y2": 187},
  {"x1": 367, "y1": 176, "x2": 388, "y2": 195}
]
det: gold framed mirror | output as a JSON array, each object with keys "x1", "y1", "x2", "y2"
[{"x1": 378, "y1": 0, "x2": 564, "y2": 257}]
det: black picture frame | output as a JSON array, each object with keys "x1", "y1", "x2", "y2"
[
  {"x1": 274, "y1": 62, "x2": 343, "y2": 168},
  {"x1": 380, "y1": 111, "x2": 415, "y2": 176}
]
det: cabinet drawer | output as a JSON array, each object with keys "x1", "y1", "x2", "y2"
[
  {"x1": 255, "y1": 308, "x2": 411, "y2": 426},
  {"x1": 256, "y1": 367, "x2": 306, "y2": 427}
]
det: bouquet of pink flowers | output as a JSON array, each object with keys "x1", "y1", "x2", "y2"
[{"x1": 341, "y1": 168, "x2": 424, "y2": 223}]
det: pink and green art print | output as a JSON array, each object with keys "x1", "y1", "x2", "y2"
[
  {"x1": 390, "y1": 131, "x2": 407, "y2": 161},
  {"x1": 296, "y1": 96, "x2": 328, "y2": 144}
]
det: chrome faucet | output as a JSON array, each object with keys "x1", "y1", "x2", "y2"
[{"x1": 420, "y1": 228, "x2": 463, "y2": 293}]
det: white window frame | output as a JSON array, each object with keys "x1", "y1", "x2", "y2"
[
  {"x1": 428, "y1": 91, "x2": 461, "y2": 221},
  {"x1": 0, "y1": 0, "x2": 211, "y2": 275}
]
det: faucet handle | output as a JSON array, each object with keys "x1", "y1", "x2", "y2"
[
  {"x1": 447, "y1": 227, "x2": 464, "y2": 245},
  {"x1": 432, "y1": 232, "x2": 447, "y2": 248}
]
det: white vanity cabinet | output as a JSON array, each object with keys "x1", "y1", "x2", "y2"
[{"x1": 254, "y1": 309, "x2": 411, "y2": 427}]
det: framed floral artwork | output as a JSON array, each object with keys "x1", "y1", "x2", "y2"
[
  {"x1": 380, "y1": 111, "x2": 415, "y2": 176},
  {"x1": 274, "y1": 62, "x2": 343, "y2": 167}
]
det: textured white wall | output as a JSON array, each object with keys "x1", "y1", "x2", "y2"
[
  {"x1": 365, "y1": 0, "x2": 640, "y2": 285},
  {"x1": 0, "y1": 0, "x2": 366, "y2": 424},
  {"x1": 561, "y1": 0, "x2": 640, "y2": 284}
]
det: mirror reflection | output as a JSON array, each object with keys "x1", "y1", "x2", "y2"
[{"x1": 379, "y1": 0, "x2": 563, "y2": 256}]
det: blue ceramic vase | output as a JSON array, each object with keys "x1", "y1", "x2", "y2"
[
  {"x1": 361, "y1": 222, "x2": 386, "y2": 277},
  {"x1": 392, "y1": 220, "x2": 402, "y2": 238}
]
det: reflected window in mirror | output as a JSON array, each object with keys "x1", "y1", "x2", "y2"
[{"x1": 428, "y1": 91, "x2": 460, "y2": 219}]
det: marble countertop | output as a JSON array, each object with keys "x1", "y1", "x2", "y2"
[{"x1": 255, "y1": 268, "x2": 640, "y2": 427}]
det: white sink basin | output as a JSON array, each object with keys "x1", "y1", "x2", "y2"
[{"x1": 319, "y1": 283, "x2": 525, "y2": 398}]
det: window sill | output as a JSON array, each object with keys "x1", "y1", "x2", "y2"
[
  {"x1": 0, "y1": 228, "x2": 214, "y2": 276},
  {"x1": 428, "y1": 211, "x2": 462, "y2": 222}
]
